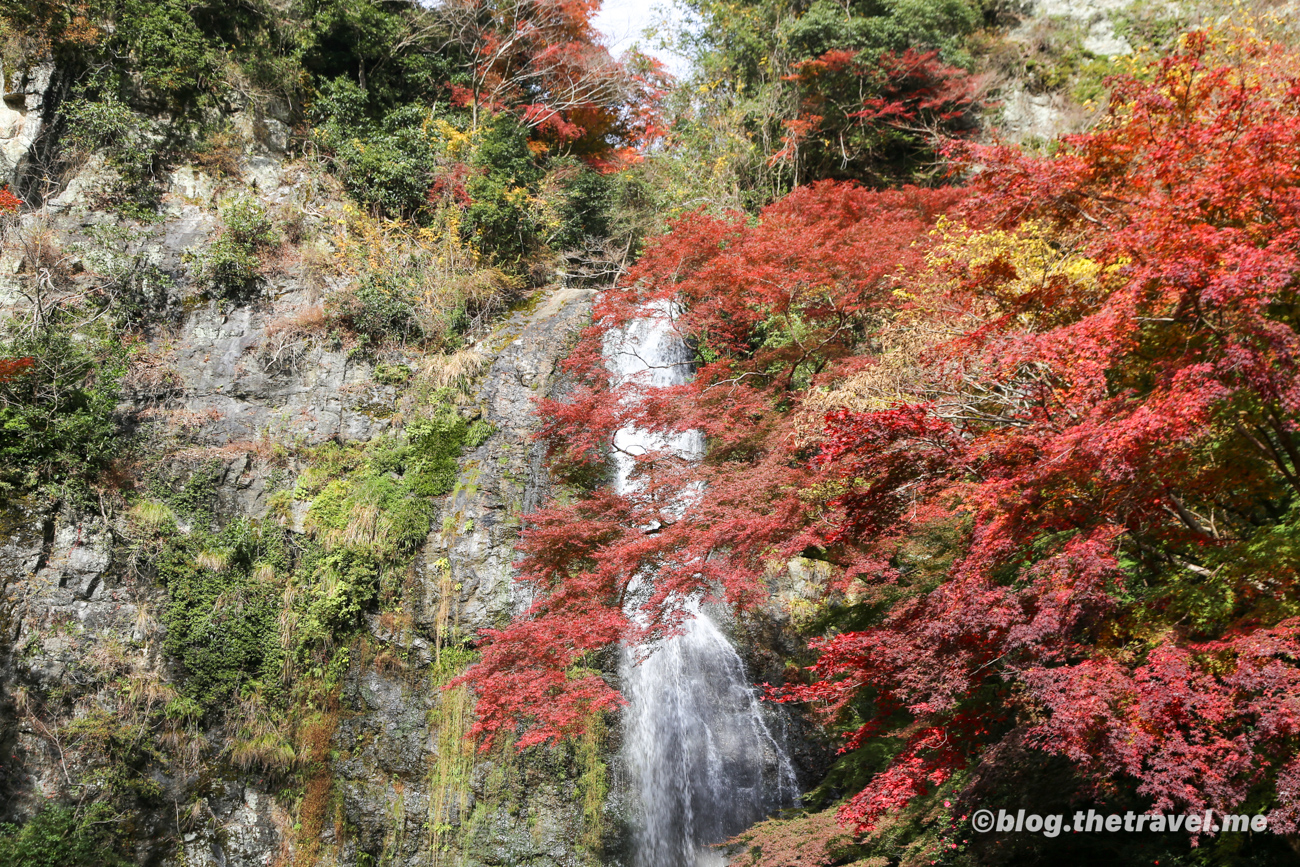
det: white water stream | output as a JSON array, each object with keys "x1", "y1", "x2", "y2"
[{"x1": 606, "y1": 303, "x2": 799, "y2": 867}]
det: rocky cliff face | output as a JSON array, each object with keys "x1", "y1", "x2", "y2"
[
  {"x1": 322, "y1": 284, "x2": 611, "y2": 867},
  {"x1": 0, "y1": 64, "x2": 624, "y2": 865}
]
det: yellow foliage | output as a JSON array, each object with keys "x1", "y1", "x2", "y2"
[
  {"x1": 431, "y1": 118, "x2": 471, "y2": 159},
  {"x1": 797, "y1": 220, "x2": 1106, "y2": 433},
  {"x1": 926, "y1": 219, "x2": 1103, "y2": 318}
]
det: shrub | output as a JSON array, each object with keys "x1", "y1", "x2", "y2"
[
  {"x1": 187, "y1": 197, "x2": 280, "y2": 301},
  {"x1": 0, "y1": 319, "x2": 125, "y2": 496},
  {"x1": 117, "y1": 0, "x2": 223, "y2": 103},
  {"x1": 464, "y1": 119, "x2": 545, "y2": 264},
  {"x1": 0, "y1": 803, "x2": 129, "y2": 867},
  {"x1": 61, "y1": 93, "x2": 164, "y2": 213},
  {"x1": 312, "y1": 83, "x2": 441, "y2": 218},
  {"x1": 325, "y1": 271, "x2": 426, "y2": 347},
  {"x1": 222, "y1": 196, "x2": 280, "y2": 249},
  {"x1": 156, "y1": 519, "x2": 288, "y2": 710},
  {"x1": 62, "y1": 94, "x2": 137, "y2": 155},
  {"x1": 550, "y1": 163, "x2": 616, "y2": 252},
  {"x1": 79, "y1": 223, "x2": 175, "y2": 325}
]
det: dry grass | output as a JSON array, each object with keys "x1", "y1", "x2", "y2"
[
  {"x1": 85, "y1": 637, "x2": 132, "y2": 678},
  {"x1": 189, "y1": 130, "x2": 244, "y2": 179},
  {"x1": 398, "y1": 349, "x2": 489, "y2": 421},
  {"x1": 163, "y1": 406, "x2": 226, "y2": 440},
  {"x1": 196, "y1": 548, "x2": 231, "y2": 572},
  {"x1": 226, "y1": 690, "x2": 298, "y2": 774},
  {"x1": 15, "y1": 222, "x2": 68, "y2": 276},
  {"x1": 168, "y1": 433, "x2": 291, "y2": 467},
  {"x1": 370, "y1": 610, "x2": 416, "y2": 674},
  {"x1": 122, "y1": 338, "x2": 183, "y2": 397},
  {"x1": 271, "y1": 202, "x2": 312, "y2": 246},
  {"x1": 292, "y1": 696, "x2": 341, "y2": 866},
  {"x1": 298, "y1": 239, "x2": 339, "y2": 298},
  {"x1": 324, "y1": 208, "x2": 526, "y2": 352},
  {"x1": 1, "y1": 219, "x2": 82, "y2": 326},
  {"x1": 259, "y1": 305, "x2": 327, "y2": 374}
]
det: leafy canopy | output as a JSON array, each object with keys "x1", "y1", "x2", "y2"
[{"x1": 461, "y1": 30, "x2": 1300, "y2": 852}]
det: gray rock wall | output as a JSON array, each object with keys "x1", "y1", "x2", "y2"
[{"x1": 0, "y1": 66, "x2": 609, "y2": 866}]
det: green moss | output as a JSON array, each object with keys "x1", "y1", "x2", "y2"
[
  {"x1": 374, "y1": 362, "x2": 411, "y2": 385},
  {"x1": 149, "y1": 386, "x2": 478, "y2": 718},
  {"x1": 154, "y1": 519, "x2": 289, "y2": 710},
  {"x1": 150, "y1": 460, "x2": 223, "y2": 526},
  {"x1": 63, "y1": 707, "x2": 166, "y2": 801},
  {"x1": 0, "y1": 804, "x2": 130, "y2": 867},
  {"x1": 575, "y1": 713, "x2": 610, "y2": 853},
  {"x1": 426, "y1": 654, "x2": 478, "y2": 861}
]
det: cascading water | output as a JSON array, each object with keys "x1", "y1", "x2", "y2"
[{"x1": 606, "y1": 303, "x2": 799, "y2": 867}]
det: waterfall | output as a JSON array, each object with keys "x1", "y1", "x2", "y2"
[{"x1": 606, "y1": 303, "x2": 799, "y2": 867}]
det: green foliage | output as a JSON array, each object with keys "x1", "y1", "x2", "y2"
[
  {"x1": 63, "y1": 706, "x2": 167, "y2": 801},
  {"x1": 155, "y1": 519, "x2": 289, "y2": 709},
  {"x1": 293, "y1": 397, "x2": 476, "y2": 630},
  {"x1": 0, "y1": 315, "x2": 125, "y2": 496},
  {"x1": 149, "y1": 461, "x2": 224, "y2": 526},
  {"x1": 118, "y1": 0, "x2": 224, "y2": 101},
  {"x1": 297, "y1": 0, "x2": 458, "y2": 113},
  {"x1": 0, "y1": 804, "x2": 130, "y2": 867},
  {"x1": 60, "y1": 92, "x2": 164, "y2": 212},
  {"x1": 1012, "y1": 16, "x2": 1117, "y2": 102},
  {"x1": 78, "y1": 223, "x2": 175, "y2": 324},
  {"x1": 783, "y1": 0, "x2": 979, "y2": 64},
  {"x1": 187, "y1": 197, "x2": 280, "y2": 301},
  {"x1": 326, "y1": 269, "x2": 427, "y2": 346},
  {"x1": 311, "y1": 96, "x2": 555, "y2": 266},
  {"x1": 300, "y1": 394, "x2": 474, "y2": 554},
  {"x1": 222, "y1": 195, "x2": 280, "y2": 248},
  {"x1": 313, "y1": 86, "x2": 444, "y2": 218},
  {"x1": 373, "y1": 361, "x2": 411, "y2": 385},
  {"x1": 62, "y1": 93, "x2": 138, "y2": 154},
  {"x1": 1111, "y1": 0, "x2": 1192, "y2": 52},
  {"x1": 550, "y1": 163, "x2": 616, "y2": 252},
  {"x1": 464, "y1": 119, "x2": 546, "y2": 263}
]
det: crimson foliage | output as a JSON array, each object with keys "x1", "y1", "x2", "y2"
[
  {"x1": 455, "y1": 180, "x2": 962, "y2": 747},
  {"x1": 774, "y1": 47, "x2": 983, "y2": 185},
  {"x1": 442, "y1": 0, "x2": 665, "y2": 156},
  {"x1": 461, "y1": 29, "x2": 1300, "y2": 841}
]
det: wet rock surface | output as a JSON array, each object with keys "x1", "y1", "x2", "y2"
[
  {"x1": 428, "y1": 284, "x2": 596, "y2": 636},
  {"x1": 326, "y1": 284, "x2": 603, "y2": 867}
]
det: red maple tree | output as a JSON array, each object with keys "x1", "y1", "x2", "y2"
[
  {"x1": 438, "y1": 0, "x2": 654, "y2": 154},
  {"x1": 781, "y1": 31, "x2": 1300, "y2": 832},
  {"x1": 460, "y1": 27, "x2": 1300, "y2": 840},
  {"x1": 0, "y1": 357, "x2": 34, "y2": 382},
  {"x1": 455, "y1": 180, "x2": 963, "y2": 748},
  {"x1": 772, "y1": 47, "x2": 984, "y2": 185}
]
